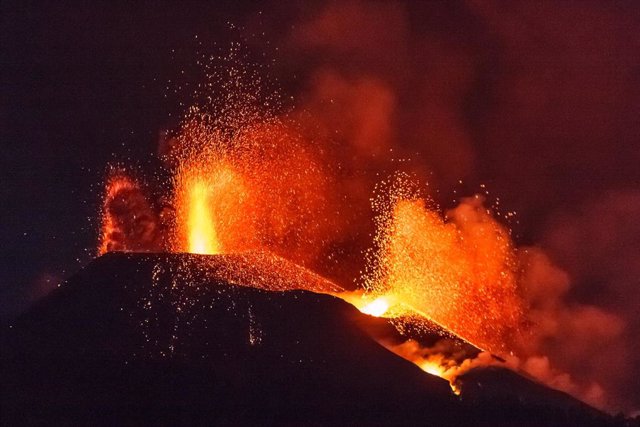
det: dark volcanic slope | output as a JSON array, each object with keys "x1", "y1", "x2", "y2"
[{"x1": 1, "y1": 253, "x2": 623, "y2": 426}]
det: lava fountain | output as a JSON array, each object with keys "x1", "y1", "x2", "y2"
[
  {"x1": 187, "y1": 179, "x2": 217, "y2": 254},
  {"x1": 365, "y1": 192, "x2": 525, "y2": 355},
  {"x1": 173, "y1": 156, "x2": 249, "y2": 255}
]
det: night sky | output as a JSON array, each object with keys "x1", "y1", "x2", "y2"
[
  {"x1": 2, "y1": 0, "x2": 640, "y2": 411},
  {"x1": 2, "y1": 1, "x2": 255, "y2": 315}
]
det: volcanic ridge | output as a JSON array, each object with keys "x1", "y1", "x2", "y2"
[{"x1": 1, "y1": 252, "x2": 627, "y2": 426}]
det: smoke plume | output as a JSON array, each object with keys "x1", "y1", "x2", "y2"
[
  {"x1": 269, "y1": 0, "x2": 639, "y2": 412},
  {"x1": 99, "y1": 171, "x2": 164, "y2": 254}
]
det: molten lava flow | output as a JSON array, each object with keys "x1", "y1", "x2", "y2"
[
  {"x1": 336, "y1": 291, "x2": 405, "y2": 317},
  {"x1": 386, "y1": 339, "x2": 503, "y2": 395},
  {"x1": 366, "y1": 194, "x2": 525, "y2": 355},
  {"x1": 420, "y1": 358, "x2": 447, "y2": 377}
]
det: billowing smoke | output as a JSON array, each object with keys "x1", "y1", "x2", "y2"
[
  {"x1": 266, "y1": 0, "x2": 638, "y2": 413},
  {"x1": 99, "y1": 171, "x2": 164, "y2": 254},
  {"x1": 513, "y1": 247, "x2": 627, "y2": 409},
  {"x1": 538, "y1": 190, "x2": 640, "y2": 412}
]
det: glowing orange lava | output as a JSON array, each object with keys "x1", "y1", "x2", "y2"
[
  {"x1": 336, "y1": 292, "x2": 401, "y2": 317},
  {"x1": 173, "y1": 157, "x2": 247, "y2": 255},
  {"x1": 366, "y1": 194, "x2": 525, "y2": 355},
  {"x1": 186, "y1": 179, "x2": 218, "y2": 254},
  {"x1": 360, "y1": 296, "x2": 391, "y2": 317}
]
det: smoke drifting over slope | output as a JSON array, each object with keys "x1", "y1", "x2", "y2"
[{"x1": 256, "y1": 0, "x2": 638, "y2": 413}]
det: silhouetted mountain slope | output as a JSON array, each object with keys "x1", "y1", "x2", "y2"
[{"x1": 1, "y1": 253, "x2": 626, "y2": 426}]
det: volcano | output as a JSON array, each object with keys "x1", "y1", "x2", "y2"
[{"x1": 1, "y1": 252, "x2": 624, "y2": 426}]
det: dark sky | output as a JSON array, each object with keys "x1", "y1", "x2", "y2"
[
  {"x1": 2, "y1": 0, "x2": 640, "y2": 411},
  {"x1": 1, "y1": 1, "x2": 259, "y2": 316}
]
